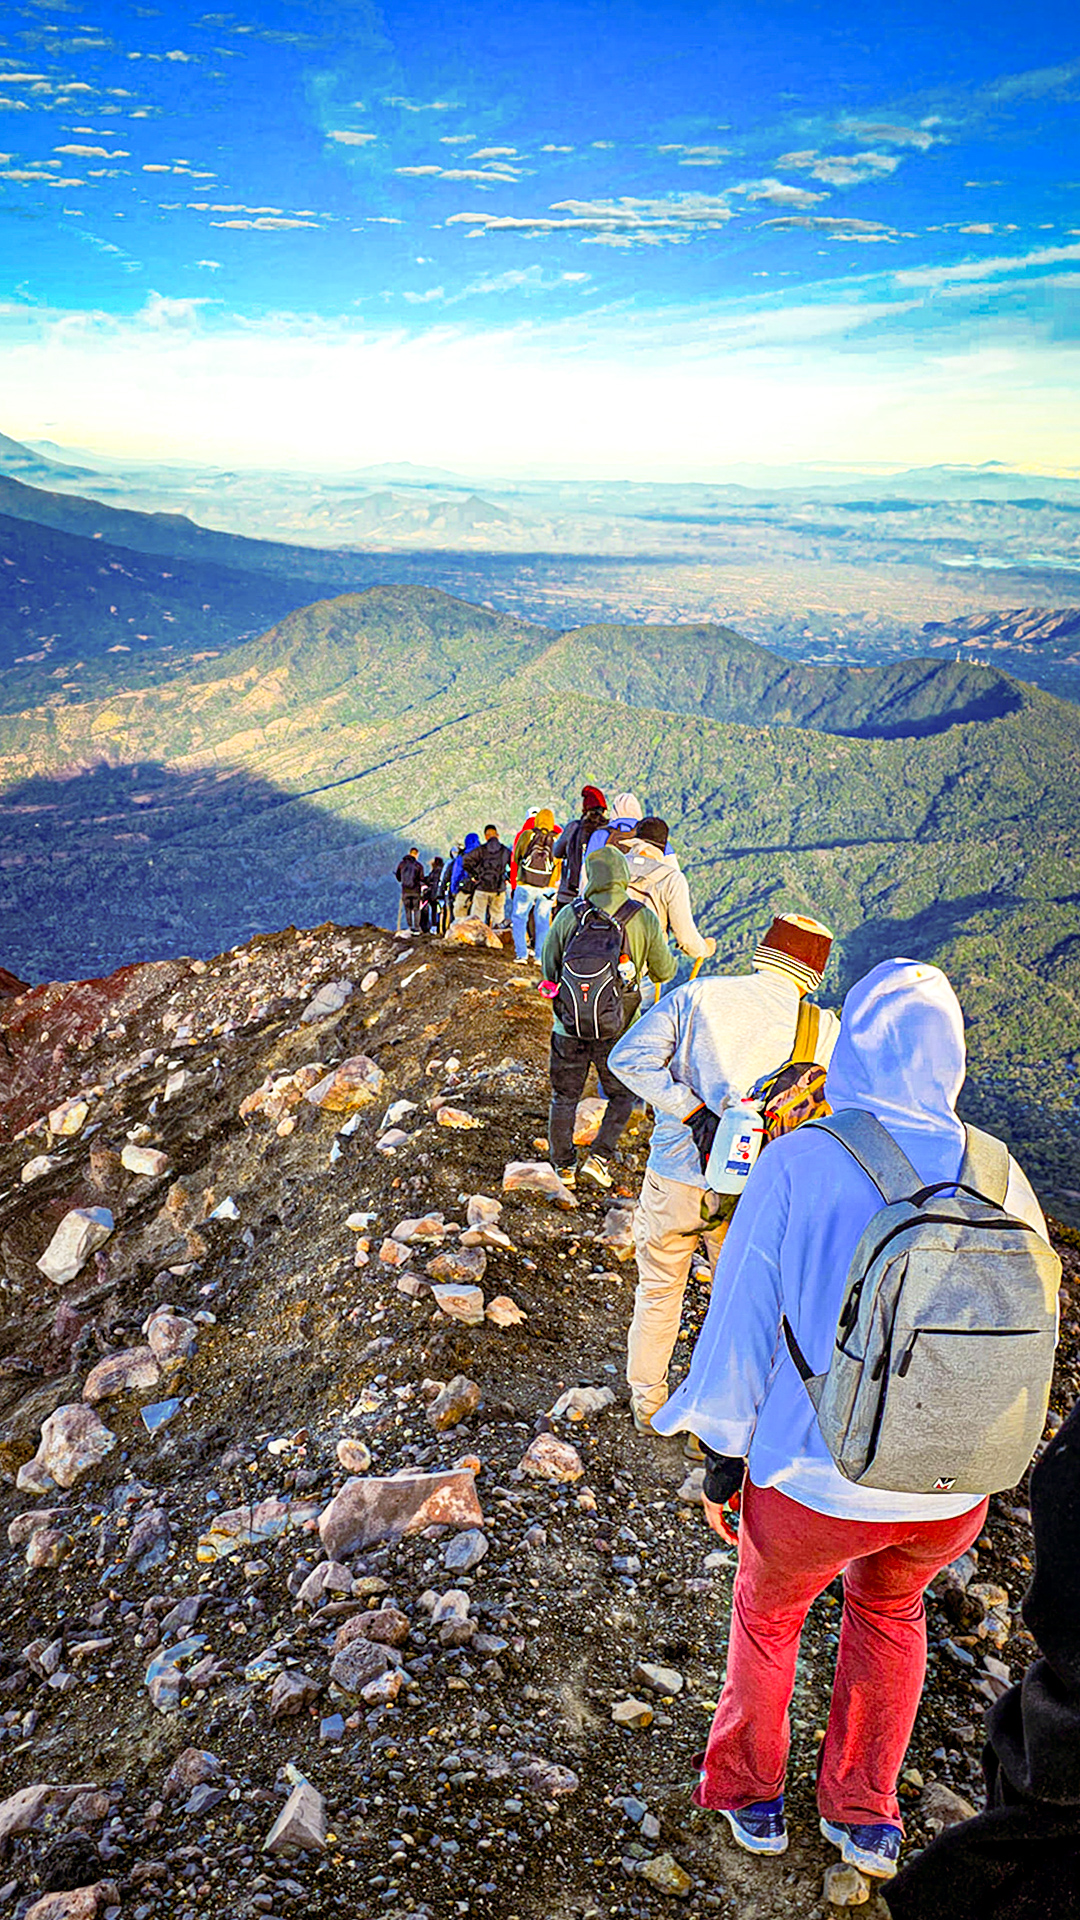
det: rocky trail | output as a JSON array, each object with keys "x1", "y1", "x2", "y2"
[{"x1": 0, "y1": 920, "x2": 1076, "y2": 1920}]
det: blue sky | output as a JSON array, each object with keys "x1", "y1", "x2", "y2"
[{"x1": 1, "y1": 0, "x2": 1079, "y2": 475}]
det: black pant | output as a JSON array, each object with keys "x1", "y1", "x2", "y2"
[
  {"x1": 402, "y1": 891, "x2": 421, "y2": 930},
  {"x1": 548, "y1": 1031, "x2": 635, "y2": 1168}
]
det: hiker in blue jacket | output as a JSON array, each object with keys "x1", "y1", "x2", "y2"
[{"x1": 450, "y1": 832, "x2": 480, "y2": 921}]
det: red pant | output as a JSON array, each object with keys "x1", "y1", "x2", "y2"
[{"x1": 696, "y1": 1481, "x2": 988, "y2": 1828}]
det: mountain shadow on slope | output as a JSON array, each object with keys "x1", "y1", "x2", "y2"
[
  {"x1": 0, "y1": 761, "x2": 407, "y2": 983},
  {"x1": 522, "y1": 619, "x2": 1024, "y2": 738}
]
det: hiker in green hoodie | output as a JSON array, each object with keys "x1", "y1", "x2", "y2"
[{"x1": 540, "y1": 845, "x2": 676, "y2": 1190}]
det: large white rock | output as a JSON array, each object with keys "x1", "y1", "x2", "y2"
[
  {"x1": 36, "y1": 1208, "x2": 114, "y2": 1286},
  {"x1": 120, "y1": 1145, "x2": 172, "y2": 1177},
  {"x1": 20, "y1": 1405, "x2": 118, "y2": 1490}
]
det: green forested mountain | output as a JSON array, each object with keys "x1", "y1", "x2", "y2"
[{"x1": 0, "y1": 585, "x2": 1077, "y2": 1203}]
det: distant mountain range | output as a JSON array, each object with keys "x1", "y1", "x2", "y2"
[{"x1": 0, "y1": 582, "x2": 1077, "y2": 1206}]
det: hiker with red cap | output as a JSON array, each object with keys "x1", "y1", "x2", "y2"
[
  {"x1": 609, "y1": 912, "x2": 840, "y2": 1435},
  {"x1": 554, "y1": 786, "x2": 608, "y2": 909}
]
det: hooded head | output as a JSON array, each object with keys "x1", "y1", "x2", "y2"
[
  {"x1": 535, "y1": 807, "x2": 555, "y2": 832},
  {"x1": 611, "y1": 791, "x2": 643, "y2": 823},
  {"x1": 826, "y1": 959, "x2": 966, "y2": 1158},
  {"x1": 583, "y1": 845, "x2": 630, "y2": 910},
  {"x1": 581, "y1": 784, "x2": 607, "y2": 813},
  {"x1": 463, "y1": 831, "x2": 480, "y2": 852}
]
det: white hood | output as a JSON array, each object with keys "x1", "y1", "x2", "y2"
[
  {"x1": 826, "y1": 957, "x2": 966, "y2": 1184},
  {"x1": 610, "y1": 791, "x2": 643, "y2": 822}
]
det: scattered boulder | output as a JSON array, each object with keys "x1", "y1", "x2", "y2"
[
  {"x1": 635, "y1": 1660, "x2": 684, "y2": 1695},
  {"x1": 823, "y1": 1863, "x2": 871, "y2": 1906},
  {"x1": 296, "y1": 1561, "x2": 353, "y2": 1607},
  {"x1": 335, "y1": 1437, "x2": 373, "y2": 1474},
  {"x1": 427, "y1": 1375, "x2": 483, "y2": 1431},
  {"x1": 22, "y1": 1154, "x2": 60, "y2": 1184},
  {"x1": 430, "y1": 1283, "x2": 486, "y2": 1326},
  {"x1": 443, "y1": 917, "x2": 504, "y2": 949},
  {"x1": 502, "y1": 1160, "x2": 576, "y2": 1206},
  {"x1": 24, "y1": 1883, "x2": 119, "y2": 1920},
  {"x1": 318, "y1": 1467, "x2": 484, "y2": 1557},
  {"x1": 639, "y1": 1853, "x2": 691, "y2": 1898},
  {"x1": 26, "y1": 1526, "x2": 71, "y2": 1569},
  {"x1": 196, "y1": 1495, "x2": 322, "y2": 1562},
  {"x1": 300, "y1": 979, "x2": 353, "y2": 1023},
  {"x1": 334, "y1": 1606, "x2": 410, "y2": 1651},
  {"x1": 163, "y1": 1749, "x2": 222, "y2": 1799},
  {"x1": 269, "y1": 1669, "x2": 322, "y2": 1718},
  {"x1": 48, "y1": 1095, "x2": 91, "y2": 1137},
  {"x1": 36, "y1": 1209, "x2": 114, "y2": 1287},
  {"x1": 436, "y1": 1105, "x2": 481, "y2": 1129},
  {"x1": 263, "y1": 1777, "x2": 327, "y2": 1854},
  {"x1": 573, "y1": 1096, "x2": 608, "y2": 1146},
  {"x1": 427, "y1": 1245, "x2": 487, "y2": 1284},
  {"x1": 0, "y1": 1782, "x2": 97, "y2": 1843},
  {"x1": 485, "y1": 1294, "x2": 527, "y2": 1326},
  {"x1": 919, "y1": 1781, "x2": 978, "y2": 1833},
  {"x1": 19, "y1": 1405, "x2": 117, "y2": 1490},
  {"x1": 329, "y1": 1635, "x2": 394, "y2": 1695},
  {"x1": 120, "y1": 1144, "x2": 171, "y2": 1177},
  {"x1": 144, "y1": 1309, "x2": 197, "y2": 1368},
  {"x1": 304, "y1": 1053, "x2": 385, "y2": 1113},
  {"x1": 549, "y1": 1385, "x2": 615, "y2": 1422},
  {"x1": 443, "y1": 1527, "x2": 488, "y2": 1573},
  {"x1": 612, "y1": 1697, "x2": 655, "y2": 1729},
  {"x1": 519, "y1": 1434, "x2": 585, "y2": 1483},
  {"x1": 597, "y1": 1205, "x2": 636, "y2": 1260},
  {"x1": 240, "y1": 1064, "x2": 325, "y2": 1125},
  {"x1": 466, "y1": 1194, "x2": 502, "y2": 1228},
  {"x1": 82, "y1": 1346, "x2": 161, "y2": 1403}
]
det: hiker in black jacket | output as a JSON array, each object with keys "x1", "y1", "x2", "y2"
[
  {"x1": 395, "y1": 847, "x2": 424, "y2": 933},
  {"x1": 462, "y1": 825, "x2": 510, "y2": 926},
  {"x1": 554, "y1": 785, "x2": 608, "y2": 908},
  {"x1": 420, "y1": 857, "x2": 444, "y2": 933},
  {"x1": 885, "y1": 1395, "x2": 1080, "y2": 1920}
]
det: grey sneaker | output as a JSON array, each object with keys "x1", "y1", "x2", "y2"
[{"x1": 554, "y1": 1164, "x2": 577, "y2": 1190}]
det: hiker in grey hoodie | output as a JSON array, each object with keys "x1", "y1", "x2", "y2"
[
  {"x1": 609, "y1": 913, "x2": 839, "y2": 1433},
  {"x1": 624, "y1": 817, "x2": 716, "y2": 962}
]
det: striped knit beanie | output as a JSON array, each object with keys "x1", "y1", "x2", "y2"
[{"x1": 752, "y1": 913, "x2": 833, "y2": 993}]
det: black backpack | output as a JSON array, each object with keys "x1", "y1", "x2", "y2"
[
  {"x1": 518, "y1": 827, "x2": 557, "y2": 888},
  {"x1": 553, "y1": 899, "x2": 643, "y2": 1041}
]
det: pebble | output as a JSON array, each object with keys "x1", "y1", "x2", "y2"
[
  {"x1": 635, "y1": 1660, "x2": 684, "y2": 1695},
  {"x1": 501, "y1": 1160, "x2": 576, "y2": 1206},
  {"x1": 427, "y1": 1374, "x2": 483, "y2": 1431},
  {"x1": 427, "y1": 1246, "x2": 487, "y2": 1284},
  {"x1": 919, "y1": 1781, "x2": 978, "y2": 1832},
  {"x1": 442, "y1": 1527, "x2": 488, "y2": 1572},
  {"x1": 823, "y1": 1863, "x2": 871, "y2": 1906},
  {"x1": 639, "y1": 1852, "x2": 691, "y2": 1897},
  {"x1": 485, "y1": 1294, "x2": 527, "y2": 1326},
  {"x1": 518, "y1": 1434, "x2": 585, "y2": 1483},
  {"x1": 83, "y1": 1346, "x2": 161, "y2": 1402},
  {"x1": 335, "y1": 1437, "x2": 373, "y2": 1473},
  {"x1": 466, "y1": 1194, "x2": 503, "y2": 1227},
  {"x1": 300, "y1": 979, "x2": 353, "y2": 1023},
  {"x1": 611, "y1": 1697, "x2": 654, "y2": 1729},
  {"x1": 436, "y1": 1106, "x2": 482, "y2": 1129},
  {"x1": 120, "y1": 1144, "x2": 171, "y2": 1177},
  {"x1": 263, "y1": 1778, "x2": 326, "y2": 1854},
  {"x1": 305, "y1": 1053, "x2": 384, "y2": 1111},
  {"x1": 429, "y1": 1282, "x2": 486, "y2": 1326},
  {"x1": 548, "y1": 1385, "x2": 615, "y2": 1421}
]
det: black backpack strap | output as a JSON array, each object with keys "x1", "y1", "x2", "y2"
[
  {"x1": 806, "y1": 1109, "x2": 921, "y2": 1206},
  {"x1": 782, "y1": 1315, "x2": 813, "y2": 1382}
]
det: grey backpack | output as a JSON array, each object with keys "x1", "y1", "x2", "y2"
[{"x1": 783, "y1": 1110, "x2": 1060, "y2": 1496}]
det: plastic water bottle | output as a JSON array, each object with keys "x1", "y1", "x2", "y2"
[{"x1": 704, "y1": 1097, "x2": 765, "y2": 1195}]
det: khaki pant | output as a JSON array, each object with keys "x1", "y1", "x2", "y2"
[
  {"x1": 471, "y1": 888, "x2": 506, "y2": 925},
  {"x1": 627, "y1": 1167, "x2": 730, "y2": 1423}
]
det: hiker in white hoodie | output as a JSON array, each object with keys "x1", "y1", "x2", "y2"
[
  {"x1": 581, "y1": 789, "x2": 643, "y2": 866},
  {"x1": 609, "y1": 913, "x2": 839, "y2": 1433},
  {"x1": 624, "y1": 816, "x2": 716, "y2": 962},
  {"x1": 652, "y1": 959, "x2": 1048, "y2": 1880}
]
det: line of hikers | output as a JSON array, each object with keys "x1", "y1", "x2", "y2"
[
  {"x1": 396, "y1": 786, "x2": 1076, "y2": 1910},
  {"x1": 395, "y1": 784, "x2": 717, "y2": 964}
]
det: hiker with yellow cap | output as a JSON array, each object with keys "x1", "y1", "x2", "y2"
[
  {"x1": 609, "y1": 912, "x2": 840, "y2": 1435},
  {"x1": 510, "y1": 807, "x2": 561, "y2": 963}
]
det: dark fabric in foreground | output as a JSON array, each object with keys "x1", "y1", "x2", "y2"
[{"x1": 886, "y1": 1397, "x2": 1080, "y2": 1919}]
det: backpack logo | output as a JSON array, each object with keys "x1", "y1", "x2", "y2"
[{"x1": 932, "y1": 1476, "x2": 957, "y2": 1492}]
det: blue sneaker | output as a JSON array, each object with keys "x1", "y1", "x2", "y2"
[
  {"x1": 820, "y1": 1817, "x2": 902, "y2": 1878},
  {"x1": 719, "y1": 1797, "x2": 788, "y2": 1856}
]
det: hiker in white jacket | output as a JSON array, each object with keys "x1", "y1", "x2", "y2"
[
  {"x1": 609, "y1": 912, "x2": 838, "y2": 1433},
  {"x1": 624, "y1": 817, "x2": 716, "y2": 962}
]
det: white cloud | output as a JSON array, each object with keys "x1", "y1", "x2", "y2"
[
  {"x1": 209, "y1": 215, "x2": 318, "y2": 230},
  {"x1": 328, "y1": 129, "x2": 376, "y2": 145},
  {"x1": 657, "y1": 143, "x2": 729, "y2": 166},
  {"x1": 0, "y1": 99, "x2": 32, "y2": 112},
  {"x1": 385, "y1": 96, "x2": 455, "y2": 112},
  {"x1": 447, "y1": 191, "x2": 735, "y2": 245},
  {"x1": 196, "y1": 258, "x2": 221, "y2": 270},
  {"x1": 895, "y1": 241, "x2": 1080, "y2": 288},
  {"x1": 401, "y1": 286, "x2": 446, "y2": 304},
  {"x1": 541, "y1": 144, "x2": 572, "y2": 152},
  {"x1": 439, "y1": 134, "x2": 475, "y2": 145},
  {"x1": 138, "y1": 292, "x2": 210, "y2": 326},
  {"x1": 164, "y1": 49, "x2": 192, "y2": 62},
  {"x1": 470, "y1": 146, "x2": 517, "y2": 159},
  {"x1": 843, "y1": 123, "x2": 936, "y2": 149},
  {"x1": 763, "y1": 215, "x2": 897, "y2": 241},
  {"x1": 776, "y1": 149, "x2": 901, "y2": 186},
  {"x1": 985, "y1": 59, "x2": 1080, "y2": 101},
  {"x1": 54, "y1": 143, "x2": 129, "y2": 156},
  {"x1": 735, "y1": 178, "x2": 826, "y2": 210},
  {"x1": 396, "y1": 163, "x2": 520, "y2": 184}
]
